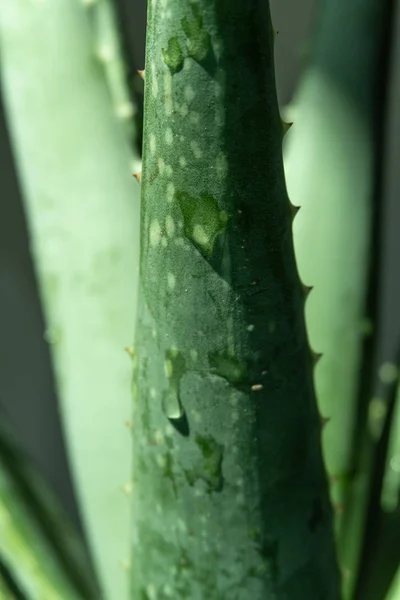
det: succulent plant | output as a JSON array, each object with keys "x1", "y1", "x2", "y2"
[
  {"x1": 283, "y1": 0, "x2": 395, "y2": 596},
  {"x1": 0, "y1": 0, "x2": 140, "y2": 597},
  {"x1": 131, "y1": 1, "x2": 341, "y2": 597},
  {"x1": 0, "y1": 0, "x2": 398, "y2": 598},
  {"x1": 0, "y1": 416, "x2": 99, "y2": 599}
]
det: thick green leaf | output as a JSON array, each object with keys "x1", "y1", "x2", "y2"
[
  {"x1": 0, "y1": 1, "x2": 140, "y2": 598},
  {"x1": 283, "y1": 0, "x2": 394, "y2": 595},
  {"x1": 131, "y1": 1, "x2": 341, "y2": 598}
]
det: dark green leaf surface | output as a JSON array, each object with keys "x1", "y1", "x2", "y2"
[{"x1": 131, "y1": 1, "x2": 341, "y2": 598}]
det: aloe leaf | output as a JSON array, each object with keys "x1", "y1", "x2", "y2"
[
  {"x1": 0, "y1": 418, "x2": 99, "y2": 599},
  {"x1": 85, "y1": 0, "x2": 139, "y2": 157},
  {"x1": 381, "y1": 368, "x2": 400, "y2": 514},
  {"x1": 283, "y1": 0, "x2": 394, "y2": 595},
  {"x1": 0, "y1": 1, "x2": 140, "y2": 598},
  {"x1": 357, "y1": 360, "x2": 400, "y2": 599},
  {"x1": 0, "y1": 562, "x2": 21, "y2": 600},
  {"x1": 130, "y1": 1, "x2": 341, "y2": 598},
  {"x1": 386, "y1": 566, "x2": 400, "y2": 600}
]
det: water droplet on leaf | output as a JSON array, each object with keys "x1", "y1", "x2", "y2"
[{"x1": 161, "y1": 393, "x2": 190, "y2": 437}]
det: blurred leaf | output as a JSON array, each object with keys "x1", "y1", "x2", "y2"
[{"x1": 0, "y1": 415, "x2": 99, "y2": 599}]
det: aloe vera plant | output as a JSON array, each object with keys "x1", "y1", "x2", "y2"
[
  {"x1": 0, "y1": 0, "x2": 140, "y2": 598},
  {"x1": 359, "y1": 360, "x2": 400, "y2": 600},
  {"x1": 131, "y1": 1, "x2": 341, "y2": 597},
  {"x1": 0, "y1": 0, "x2": 399, "y2": 598},
  {"x1": 0, "y1": 417, "x2": 99, "y2": 599},
  {"x1": 382, "y1": 362, "x2": 400, "y2": 512},
  {"x1": 0, "y1": 573, "x2": 17, "y2": 600},
  {"x1": 283, "y1": 0, "x2": 394, "y2": 595},
  {"x1": 387, "y1": 566, "x2": 400, "y2": 600}
]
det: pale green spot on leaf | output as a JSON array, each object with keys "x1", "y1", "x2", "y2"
[{"x1": 149, "y1": 219, "x2": 162, "y2": 248}]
